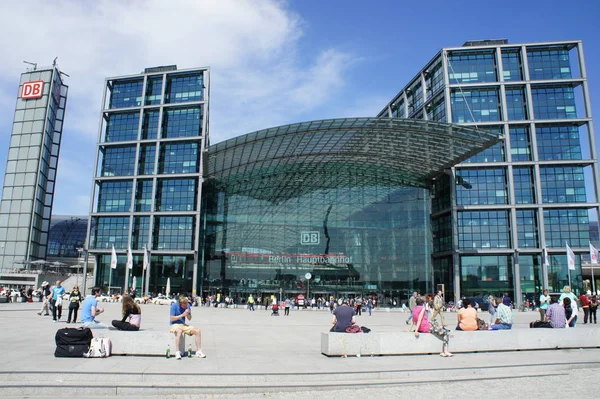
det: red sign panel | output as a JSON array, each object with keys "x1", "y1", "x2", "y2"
[{"x1": 21, "y1": 80, "x2": 44, "y2": 99}]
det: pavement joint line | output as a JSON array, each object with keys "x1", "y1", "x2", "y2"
[
  {"x1": 3, "y1": 359, "x2": 600, "y2": 377},
  {"x1": 0, "y1": 372, "x2": 574, "y2": 391}
]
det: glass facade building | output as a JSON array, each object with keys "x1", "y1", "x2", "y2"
[
  {"x1": 378, "y1": 40, "x2": 599, "y2": 304},
  {"x1": 0, "y1": 65, "x2": 68, "y2": 270},
  {"x1": 86, "y1": 65, "x2": 210, "y2": 295},
  {"x1": 201, "y1": 119, "x2": 499, "y2": 302}
]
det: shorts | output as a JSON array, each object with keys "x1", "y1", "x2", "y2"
[{"x1": 170, "y1": 324, "x2": 195, "y2": 335}]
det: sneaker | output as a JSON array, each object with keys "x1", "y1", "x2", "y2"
[
  {"x1": 194, "y1": 351, "x2": 206, "y2": 358},
  {"x1": 37, "y1": 312, "x2": 42, "y2": 316},
  {"x1": 175, "y1": 351, "x2": 182, "y2": 360},
  {"x1": 66, "y1": 321, "x2": 71, "y2": 324},
  {"x1": 53, "y1": 320, "x2": 56, "y2": 323}
]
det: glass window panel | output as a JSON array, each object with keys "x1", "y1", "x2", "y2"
[
  {"x1": 509, "y1": 126, "x2": 531, "y2": 161},
  {"x1": 154, "y1": 216, "x2": 195, "y2": 250},
  {"x1": 145, "y1": 76, "x2": 163, "y2": 105},
  {"x1": 142, "y1": 110, "x2": 160, "y2": 140},
  {"x1": 502, "y1": 50, "x2": 523, "y2": 81},
  {"x1": 527, "y1": 47, "x2": 572, "y2": 80},
  {"x1": 105, "y1": 112, "x2": 139, "y2": 142},
  {"x1": 544, "y1": 209, "x2": 589, "y2": 247},
  {"x1": 109, "y1": 79, "x2": 143, "y2": 109},
  {"x1": 165, "y1": 73, "x2": 203, "y2": 104},
  {"x1": 536, "y1": 125, "x2": 582, "y2": 160},
  {"x1": 101, "y1": 146, "x2": 136, "y2": 177},
  {"x1": 97, "y1": 181, "x2": 133, "y2": 212},
  {"x1": 513, "y1": 167, "x2": 535, "y2": 204},
  {"x1": 531, "y1": 86, "x2": 576, "y2": 119},
  {"x1": 458, "y1": 211, "x2": 511, "y2": 249},
  {"x1": 92, "y1": 216, "x2": 129, "y2": 249},
  {"x1": 456, "y1": 168, "x2": 507, "y2": 205},
  {"x1": 156, "y1": 179, "x2": 197, "y2": 212},
  {"x1": 540, "y1": 166, "x2": 587, "y2": 203},
  {"x1": 505, "y1": 87, "x2": 528, "y2": 120},
  {"x1": 451, "y1": 88, "x2": 501, "y2": 123},
  {"x1": 516, "y1": 210, "x2": 538, "y2": 248},
  {"x1": 162, "y1": 107, "x2": 202, "y2": 138},
  {"x1": 448, "y1": 50, "x2": 498, "y2": 83},
  {"x1": 135, "y1": 180, "x2": 153, "y2": 212},
  {"x1": 158, "y1": 142, "x2": 199, "y2": 174},
  {"x1": 138, "y1": 144, "x2": 156, "y2": 175}
]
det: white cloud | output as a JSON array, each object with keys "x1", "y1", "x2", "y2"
[{"x1": 0, "y1": 0, "x2": 359, "y2": 215}]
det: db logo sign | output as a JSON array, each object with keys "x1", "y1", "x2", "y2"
[
  {"x1": 21, "y1": 81, "x2": 44, "y2": 99},
  {"x1": 300, "y1": 231, "x2": 320, "y2": 245}
]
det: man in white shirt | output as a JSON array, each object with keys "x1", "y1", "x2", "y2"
[{"x1": 490, "y1": 298, "x2": 513, "y2": 330}]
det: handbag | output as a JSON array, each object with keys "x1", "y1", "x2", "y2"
[
  {"x1": 345, "y1": 325, "x2": 362, "y2": 333},
  {"x1": 55, "y1": 296, "x2": 63, "y2": 307},
  {"x1": 84, "y1": 337, "x2": 112, "y2": 358}
]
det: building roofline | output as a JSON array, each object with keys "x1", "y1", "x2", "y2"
[{"x1": 105, "y1": 66, "x2": 210, "y2": 81}]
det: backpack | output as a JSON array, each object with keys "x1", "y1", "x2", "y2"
[
  {"x1": 477, "y1": 318, "x2": 488, "y2": 330},
  {"x1": 83, "y1": 337, "x2": 112, "y2": 358}
]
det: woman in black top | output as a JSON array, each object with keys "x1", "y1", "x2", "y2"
[
  {"x1": 67, "y1": 286, "x2": 82, "y2": 323},
  {"x1": 112, "y1": 294, "x2": 142, "y2": 331}
]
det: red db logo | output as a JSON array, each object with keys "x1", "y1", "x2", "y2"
[{"x1": 21, "y1": 81, "x2": 44, "y2": 99}]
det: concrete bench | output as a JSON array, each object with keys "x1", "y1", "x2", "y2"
[
  {"x1": 321, "y1": 328, "x2": 600, "y2": 357},
  {"x1": 93, "y1": 330, "x2": 187, "y2": 356}
]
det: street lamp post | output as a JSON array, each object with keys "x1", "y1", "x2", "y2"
[{"x1": 78, "y1": 247, "x2": 89, "y2": 295}]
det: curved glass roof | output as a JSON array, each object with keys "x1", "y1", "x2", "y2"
[{"x1": 207, "y1": 118, "x2": 501, "y2": 200}]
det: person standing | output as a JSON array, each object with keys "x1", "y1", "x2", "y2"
[
  {"x1": 539, "y1": 289, "x2": 551, "y2": 322},
  {"x1": 589, "y1": 295, "x2": 598, "y2": 324},
  {"x1": 66, "y1": 286, "x2": 82, "y2": 323},
  {"x1": 559, "y1": 286, "x2": 578, "y2": 305},
  {"x1": 406, "y1": 292, "x2": 418, "y2": 325},
  {"x1": 487, "y1": 295, "x2": 496, "y2": 326},
  {"x1": 112, "y1": 294, "x2": 141, "y2": 331},
  {"x1": 50, "y1": 280, "x2": 65, "y2": 323},
  {"x1": 80, "y1": 286, "x2": 107, "y2": 329},
  {"x1": 432, "y1": 290, "x2": 446, "y2": 326},
  {"x1": 247, "y1": 294, "x2": 255, "y2": 311},
  {"x1": 284, "y1": 298, "x2": 291, "y2": 316},
  {"x1": 37, "y1": 281, "x2": 51, "y2": 316},
  {"x1": 366, "y1": 298, "x2": 373, "y2": 316},
  {"x1": 579, "y1": 292, "x2": 590, "y2": 324},
  {"x1": 169, "y1": 295, "x2": 206, "y2": 359}
]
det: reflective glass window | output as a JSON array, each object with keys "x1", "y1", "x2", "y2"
[
  {"x1": 448, "y1": 50, "x2": 497, "y2": 83},
  {"x1": 132, "y1": 216, "x2": 150, "y2": 250},
  {"x1": 458, "y1": 211, "x2": 510, "y2": 249},
  {"x1": 425, "y1": 63, "x2": 444, "y2": 98},
  {"x1": 101, "y1": 146, "x2": 136, "y2": 177},
  {"x1": 510, "y1": 126, "x2": 531, "y2": 161},
  {"x1": 426, "y1": 96, "x2": 446, "y2": 122},
  {"x1": 531, "y1": 86, "x2": 576, "y2": 119},
  {"x1": 536, "y1": 125, "x2": 582, "y2": 160},
  {"x1": 463, "y1": 126, "x2": 504, "y2": 163},
  {"x1": 513, "y1": 167, "x2": 535, "y2": 204},
  {"x1": 163, "y1": 107, "x2": 202, "y2": 138},
  {"x1": 154, "y1": 216, "x2": 194, "y2": 250},
  {"x1": 460, "y1": 255, "x2": 513, "y2": 297},
  {"x1": 540, "y1": 166, "x2": 586, "y2": 203},
  {"x1": 516, "y1": 210, "x2": 538, "y2": 248},
  {"x1": 138, "y1": 144, "x2": 156, "y2": 175},
  {"x1": 544, "y1": 209, "x2": 589, "y2": 247},
  {"x1": 391, "y1": 100, "x2": 405, "y2": 118},
  {"x1": 156, "y1": 179, "x2": 197, "y2": 212},
  {"x1": 109, "y1": 79, "x2": 143, "y2": 108},
  {"x1": 407, "y1": 83, "x2": 423, "y2": 115},
  {"x1": 165, "y1": 73, "x2": 203, "y2": 104},
  {"x1": 451, "y1": 88, "x2": 501, "y2": 123},
  {"x1": 432, "y1": 214, "x2": 452, "y2": 252},
  {"x1": 145, "y1": 76, "x2": 163, "y2": 105},
  {"x1": 92, "y1": 216, "x2": 129, "y2": 249},
  {"x1": 105, "y1": 112, "x2": 139, "y2": 142},
  {"x1": 505, "y1": 87, "x2": 528, "y2": 120},
  {"x1": 456, "y1": 168, "x2": 507, "y2": 205},
  {"x1": 135, "y1": 180, "x2": 153, "y2": 212},
  {"x1": 97, "y1": 181, "x2": 133, "y2": 212},
  {"x1": 142, "y1": 110, "x2": 159, "y2": 140},
  {"x1": 159, "y1": 143, "x2": 199, "y2": 174},
  {"x1": 527, "y1": 47, "x2": 572, "y2": 80},
  {"x1": 502, "y1": 50, "x2": 523, "y2": 81}
]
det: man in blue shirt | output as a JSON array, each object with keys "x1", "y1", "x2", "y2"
[
  {"x1": 50, "y1": 280, "x2": 65, "y2": 322},
  {"x1": 81, "y1": 286, "x2": 107, "y2": 329},
  {"x1": 170, "y1": 296, "x2": 206, "y2": 359}
]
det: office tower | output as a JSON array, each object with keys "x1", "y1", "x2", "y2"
[
  {"x1": 0, "y1": 64, "x2": 68, "y2": 270},
  {"x1": 378, "y1": 39, "x2": 598, "y2": 304},
  {"x1": 86, "y1": 65, "x2": 210, "y2": 296}
]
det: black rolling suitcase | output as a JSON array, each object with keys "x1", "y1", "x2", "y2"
[{"x1": 54, "y1": 327, "x2": 94, "y2": 357}]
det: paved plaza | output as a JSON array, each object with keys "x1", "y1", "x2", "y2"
[{"x1": 0, "y1": 301, "x2": 598, "y2": 398}]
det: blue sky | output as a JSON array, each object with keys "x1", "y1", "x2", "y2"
[{"x1": 0, "y1": 0, "x2": 599, "y2": 216}]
